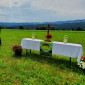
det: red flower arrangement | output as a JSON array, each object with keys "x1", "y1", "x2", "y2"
[
  {"x1": 13, "y1": 45, "x2": 22, "y2": 55},
  {"x1": 45, "y1": 34, "x2": 53, "y2": 38},
  {"x1": 78, "y1": 56, "x2": 85, "y2": 69},
  {"x1": 13, "y1": 45, "x2": 22, "y2": 51},
  {"x1": 81, "y1": 56, "x2": 85, "y2": 62},
  {"x1": 45, "y1": 34, "x2": 53, "y2": 42}
]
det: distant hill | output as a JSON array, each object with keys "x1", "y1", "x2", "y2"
[{"x1": 0, "y1": 19, "x2": 85, "y2": 30}]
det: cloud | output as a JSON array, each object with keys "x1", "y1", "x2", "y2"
[
  {"x1": 0, "y1": 0, "x2": 85, "y2": 22},
  {"x1": 0, "y1": 0, "x2": 85, "y2": 15},
  {"x1": 0, "y1": 16, "x2": 8, "y2": 22},
  {"x1": 0, "y1": 0, "x2": 28, "y2": 8},
  {"x1": 29, "y1": 0, "x2": 85, "y2": 15},
  {"x1": 0, "y1": 9, "x2": 6, "y2": 14}
]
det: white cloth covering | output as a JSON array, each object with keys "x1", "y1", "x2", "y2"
[
  {"x1": 52, "y1": 42, "x2": 83, "y2": 62},
  {"x1": 21, "y1": 38, "x2": 83, "y2": 62},
  {"x1": 21, "y1": 38, "x2": 42, "y2": 51}
]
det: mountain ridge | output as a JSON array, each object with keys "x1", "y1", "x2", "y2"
[
  {"x1": 0, "y1": 19, "x2": 85, "y2": 26},
  {"x1": 0, "y1": 19, "x2": 85, "y2": 30}
]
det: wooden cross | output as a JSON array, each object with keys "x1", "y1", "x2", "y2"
[{"x1": 44, "y1": 24, "x2": 54, "y2": 34}]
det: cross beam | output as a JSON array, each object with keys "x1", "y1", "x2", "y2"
[{"x1": 44, "y1": 24, "x2": 54, "y2": 34}]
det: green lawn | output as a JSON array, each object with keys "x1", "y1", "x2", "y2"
[{"x1": 0, "y1": 29, "x2": 85, "y2": 85}]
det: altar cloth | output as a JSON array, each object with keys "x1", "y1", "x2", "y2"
[{"x1": 21, "y1": 38, "x2": 83, "y2": 62}]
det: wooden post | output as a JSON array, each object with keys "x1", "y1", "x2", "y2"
[
  {"x1": 26, "y1": 49, "x2": 31, "y2": 55},
  {"x1": 26, "y1": 49, "x2": 28, "y2": 55},
  {"x1": 30, "y1": 49, "x2": 31, "y2": 54},
  {"x1": 70, "y1": 57, "x2": 71, "y2": 65}
]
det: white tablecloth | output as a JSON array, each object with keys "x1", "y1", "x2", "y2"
[
  {"x1": 21, "y1": 38, "x2": 42, "y2": 51},
  {"x1": 52, "y1": 42, "x2": 83, "y2": 62},
  {"x1": 21, "y1": 38, "x2": 83, "y2": 62}
]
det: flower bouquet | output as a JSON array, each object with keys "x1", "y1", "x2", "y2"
[
  {"x1": 78, "y1": 56, "x2": 85, "y2": 69},
  {"x1": 13, "y1": 45, "x2": 22, "y2": 56},
  {"x1": 45, "y1": 34, "x2": 53, "y2": 42}
]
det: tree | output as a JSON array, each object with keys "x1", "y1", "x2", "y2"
[
  {"x1": 36, "y1": 27, "x2": 46, "y2": 30},
  {"x1": 26, "y1": 28, "x2": 30, "y2": 30},
  {"x1": 36, "y1": 27, "x2": 40, "y2": 30},
  {"x1": 0, "y1": 26, "x2": 1, "y2": 45},
  {"x1": 0, "y1": 26, "x2": 5, "y2": 29},
  {"x1": 40, "y1": 27, "x2": 46, "y2": 30},
  {"x1": 76, "y1": 27, "x2": 83, "y2": 31},
  {"x1": 19, "y1": 26, "x2": 24, "y2": 29},
  {"x1": 71, "y1": 28, "x2": 74, "y2": 31}
]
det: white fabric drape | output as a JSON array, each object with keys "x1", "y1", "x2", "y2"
[
  {"x1": 21, "y1": 38, "x2": 83, "y2": 62},
  {"x1": 52, "y1": 42, "x2": 83, "y2": 62},
  {"x1": 21, "y1": 38, "x2": 42, "y2": 51}
]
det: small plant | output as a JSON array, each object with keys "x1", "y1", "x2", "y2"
[
  {"x1": 81, "y1": 56, "x2": 85, "y2": 61},
  {"x1": 13, "y1": 45, "x2": 22, "y2": 55},
  {"x1": 78, "y1": 56, "x2": 85, "y2": 69}
]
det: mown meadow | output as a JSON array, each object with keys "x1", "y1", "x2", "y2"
[{"x1": 0, "y1": 29, "x2": 85, "y2": 85}]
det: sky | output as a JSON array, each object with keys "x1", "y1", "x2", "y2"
[{"x1": 0, "y1": 0, "x2": 85, "y2": 22}]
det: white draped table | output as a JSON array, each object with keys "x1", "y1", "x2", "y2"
[{"x1": 21, "y1": 38, "x2": 83, "y2": 62}]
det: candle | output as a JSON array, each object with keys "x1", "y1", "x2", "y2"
[
  {"x1": 32, "y1": 35, "x2": 34, "y2": 40},
  {"x1": 64, "y1": 39, "x2": 67, "y2": 43},
  {"x1": 64, "y1": 35, "x2": 68, "y2": 43},
  {"x1": 32, "y1": 32, "x2": 35, "y2": 40}
]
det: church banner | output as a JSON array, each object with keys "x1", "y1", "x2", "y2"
[{"x1": 40, "y1": 41, "x2": 53, "y2": 56}]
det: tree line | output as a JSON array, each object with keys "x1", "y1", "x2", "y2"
[
  {"x1": 0, "y1": 25, "x2": 85, "y2": 31},
  {"x1": 36, "y1": 26, "x2": 84, "y2": 31}
]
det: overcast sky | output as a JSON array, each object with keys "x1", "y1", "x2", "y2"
[{"x1": 0, "y1": 0, "x2": 85, "y2": 22}]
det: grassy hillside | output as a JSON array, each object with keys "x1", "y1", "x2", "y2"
[{"x1": 0, "y1": 29, "x2": 85, "y2": 85}]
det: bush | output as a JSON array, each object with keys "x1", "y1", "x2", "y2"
[{"x1": 19, "y1": 26, "x2": 24, "y2": 29}]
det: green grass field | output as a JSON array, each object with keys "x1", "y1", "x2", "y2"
[{"x1": 0, "y1": 29, "x2": 85, "y2": 85}]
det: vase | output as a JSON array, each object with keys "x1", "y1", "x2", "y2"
[
  {"x1": 45, "y1": 38, "x2": 51, "y2": 42},
  {"x1": 15, "y1": 51, "x2": 22, "y2": 56}
]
